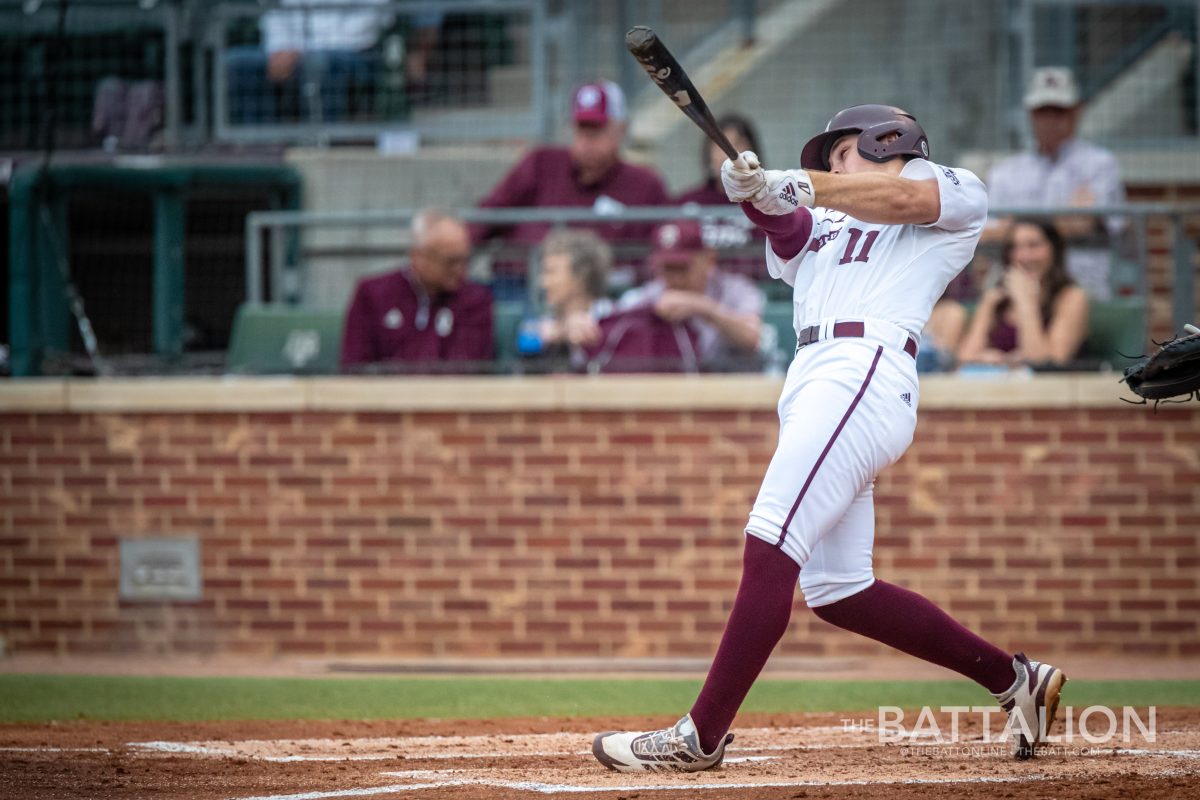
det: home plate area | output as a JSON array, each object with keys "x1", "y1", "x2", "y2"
[{"x1": 124, "y1": 715, "x2": 1200, "y2": 800}]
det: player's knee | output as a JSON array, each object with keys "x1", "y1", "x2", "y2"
[{"x1": 800, "y1": 573, "x2": 875, "y2": 609}]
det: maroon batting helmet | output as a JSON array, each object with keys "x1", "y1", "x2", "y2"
[{"x1": 800, "y1": 104, "x2": 929, "y2": 171}]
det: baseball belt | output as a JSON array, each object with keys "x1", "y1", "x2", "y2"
[{"x1": 795, "y1": 320, "x2": 919, "y2": 360}]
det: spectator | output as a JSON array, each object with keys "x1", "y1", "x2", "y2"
[
  {"x1": 957, "y1": 217, "x2": 1089, "y2": 368},
  {"x1": 227, "y1": 0, "x2": 391, "y2": 124},
  {"x1": 985, "y1": 66, "x2": 1125, "y2": 299},
  {"x1": 520, "y1": 229, "x2": 614, "y2": 370},
  {"x1": 340, "y1": 210, "x2": 493, "y2": 371},
  {"x1": 675, "y1": 114, "x2": 765, "y2": 276},
  {"x1": 916, "y1": 295, "x2": 968, "y2": 373},
  {"x1": 619, "y1": 220, "x2": 764, "y2": 370},
  {"x1": 472, "y1": 80, "x2": 671, "y2": 291},
  {"x1": 582, "y1": 304, "x2": 700, "y2": 374},
  {"x1": 676, "y1": 114, "x2": 763, "y2": 206}
]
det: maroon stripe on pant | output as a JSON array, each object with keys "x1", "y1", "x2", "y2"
[{"x1": 776, "y1": 345, "x2": 884, "y2": 549}]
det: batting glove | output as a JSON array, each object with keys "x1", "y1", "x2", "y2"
[
  {"x1": 751, "y1": 169, "x2": 816, "y2": 215},
  {"x1": 721, "y1": 150, "x2": 768, "y2": 203}
]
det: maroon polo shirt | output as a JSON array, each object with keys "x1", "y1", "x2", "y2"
[
  {"x1": 472, "y1": 146, "x2": 671, "y2": 252},
  {"x1": 339, "y1": 267, "x2": 493, "y2": 371}
]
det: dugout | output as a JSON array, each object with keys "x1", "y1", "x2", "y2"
[{"x1": 7, "y1": 162, "x2": 300, "y2": 377}]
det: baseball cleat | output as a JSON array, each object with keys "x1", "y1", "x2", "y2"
[
  {"x1": 992, "y1": 652, "x2": 1067, "y2": 760},
  {"x1": 592, "y1": 714, "x2": 734, "y2": 773}
]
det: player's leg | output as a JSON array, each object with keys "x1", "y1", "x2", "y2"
[
  {"x1": 593, "y1": 347, "x2": 885, "y2": 772},
  {"x1": 686, "y1": 534, "x2": 799, "y2": 754},
  {"x1": 688, "y1": 345, "x2": 910, "y2": 754},
  {"x1": 807, "y1": 503, "x2": 1067, "y2": 758},
  {"x1": 800, "y1": 370, "x2": 1066, "y2": 758},
  {"x1": 803, "y1": 483, "x2": 1015, "y2": 692}
]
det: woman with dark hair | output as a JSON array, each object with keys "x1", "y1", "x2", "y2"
[
  {"x1": 957, "y1": 217, "x2": 1089, "y2": 366},
  {"x1": 676, "y1": 115, "x2": 764, "y2": 205},
  {"x1": 675, "y1": 115, "x2": 766, "y2": 277}
]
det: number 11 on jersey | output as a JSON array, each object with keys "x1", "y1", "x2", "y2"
[{"x1": 837, "y1": 228, "x2": 880, "y2": 265}]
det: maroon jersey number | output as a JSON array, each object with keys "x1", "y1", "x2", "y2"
[{"x1": 837, "y1": 228, "x2": 880, "y2": 265}]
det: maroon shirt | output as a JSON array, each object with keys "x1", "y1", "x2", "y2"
[
  {"x1": 675, "y1": 180, "x2": 766, "y2": 278},
  {"x1": 340, "y1": 267, "x2": 493, "y2": 371},
  {"x1": 472, "y1": 146, "x2": 671, "y2": 251},
  {"x1": 581, "y1": 305, "x2": 700, "y2": 374}
]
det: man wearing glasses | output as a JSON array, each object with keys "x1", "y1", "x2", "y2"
[{"x1": 340, "y1": 210, "x2": 493, "y2": 371}]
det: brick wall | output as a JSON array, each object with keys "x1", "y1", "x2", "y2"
[{"x1": 2, "y1": 394, "x2": 1198, "y2": 660}]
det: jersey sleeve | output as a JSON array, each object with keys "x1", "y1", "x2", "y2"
[
  {"x1": 763, "y1": 241, "x2": 803, "y2": 287},
  {"x1": 904, "y1": 159, "x2": 988, "y2": 234}
]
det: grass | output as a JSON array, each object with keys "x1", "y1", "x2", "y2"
[{"x1": 1, "y1": 675, "x2": 1198, "y2": 723}]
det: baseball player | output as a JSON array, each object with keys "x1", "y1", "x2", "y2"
[{"x1": 593, "y1": 105, "x2": 1066, "y2": 772}]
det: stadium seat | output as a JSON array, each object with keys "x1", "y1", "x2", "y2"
[
  {"x1": 226, "y1": 304, "x2": 344, "y2": 375},
  {"x1": 492, "y1": 301, "x2": 526, "y2": 372},
  {"x1": 1084, "y1": 297, "x2": 1147, "y2": 366},
  {"x1": 762, "y1": 301, "x2": 798, "y2": 360}
]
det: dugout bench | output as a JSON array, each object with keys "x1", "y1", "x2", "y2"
[{"x1": 8, "y1": 163, "x2": 301, "y2": 377}]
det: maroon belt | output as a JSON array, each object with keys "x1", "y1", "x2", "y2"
[{"x1": 796, "y1": 320, "x2": 919, "y2": 359}]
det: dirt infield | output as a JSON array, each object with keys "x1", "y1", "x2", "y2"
[{"x1": 2, "y1": 709, "x2": 1198, "y2": 800}]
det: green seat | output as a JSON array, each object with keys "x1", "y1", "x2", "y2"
[
  {"x1": 758, "y1": 279, "x2": 794, "y2": 303},
  {"x1": 227, "y1": 304, "x2": 344, "y2": 375},
  {"x1": 762, "y1": 301, "x2": 797, "y2": 365},
  {"x1": 492, "y1": 301, "x2": 525, "y2": 372},
  {"x1": 1084, "y1": 297, "x2": 1147, "y2": 366}
]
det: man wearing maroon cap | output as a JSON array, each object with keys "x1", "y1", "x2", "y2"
[
  {"x1": 340, "y1": 210, "x2": 493, "y2": 372},
  {"x1": 472, "y1": 80, "x2": 671, "y2": 276},
  {"x1": 618, "y1": 220, "x2": 764, "y2": 369}
]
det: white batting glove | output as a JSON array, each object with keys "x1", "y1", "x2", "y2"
[
  {"x1": 750, "y1": 169, "x2": 816, "y2": 215},
  {"x1": 720, "y1": 150, "x2": 768, "y2": 203}
]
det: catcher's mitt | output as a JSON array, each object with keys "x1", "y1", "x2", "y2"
[{"x1": 1121, "y1": 323, "x2": 1200, "y2": 405}]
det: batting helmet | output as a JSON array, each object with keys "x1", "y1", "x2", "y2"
[{"x1": 800, "y1": 104, "x2": 929, "y2": 171}]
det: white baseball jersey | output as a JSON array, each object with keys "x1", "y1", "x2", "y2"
[
  {"x1": 765, "y1": 159, "x2": 988, "y2": 337},
  {"x1": 744, "y1": 158, "x2": 987, "y2": 608}
]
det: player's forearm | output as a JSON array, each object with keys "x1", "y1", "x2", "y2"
[
  {"x1": 740, "y1": 203, "x2": 812, "y2": 259},
  {"x1": 809, "y1": 172, "x2": 939, "y2": 225}
]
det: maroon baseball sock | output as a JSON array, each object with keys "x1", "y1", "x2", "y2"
[
  {"x1": 689, "y1": 535, "x2": 801, "y2": 754},
  {"x1": 811, "y1": 579, "x2": 1015, "y2": 694}
]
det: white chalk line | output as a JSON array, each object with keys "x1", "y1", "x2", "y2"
[
  {"x1": 226, "y1": 772, "x2": 1108, "y2": 800},
  {"x1": 129, "y1": 742, "x2": 872, "y2": 762},
  {"x1": 28, "y1": 732, "x2": 1188, "y2": 800},
  {"x1": 126, "y1": 734, "x2": 1200, "y2": 763}
]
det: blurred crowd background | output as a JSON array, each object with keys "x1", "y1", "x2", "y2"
[{"x1": 2, "y1": 0, "x2": 1198, "y2": 379}]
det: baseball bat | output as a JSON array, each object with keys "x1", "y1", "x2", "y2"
[{"x1": 624, "y1": 26, "x2": 740, "y2": 161}]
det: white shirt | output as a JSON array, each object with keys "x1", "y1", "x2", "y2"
[
  {"x1": 765, "y1": 159, "x2": 987, "y2": 338},
  {"x1": 262, "y1": 0, "x2": 391, "y2": 53},
  {"x1": 986, "y1": 138, "x2": 1125, "y2": 299}
]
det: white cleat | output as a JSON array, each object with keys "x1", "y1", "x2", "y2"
[
  {"x1": 592, "y1": 714, "x2": 734, "y2": 773},
  {"x1": 992, "y1": 652, "x2": 1068, "y2": 760}
]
